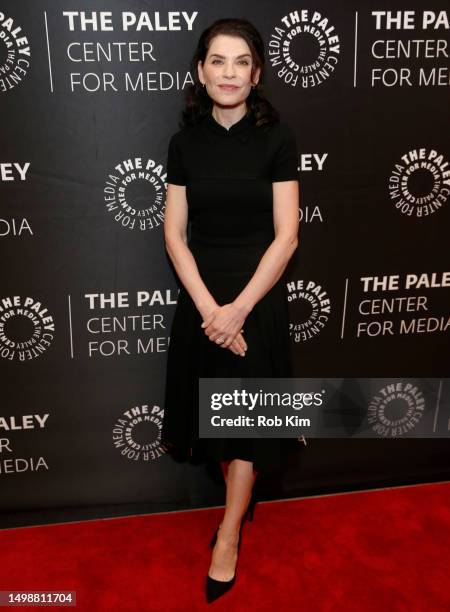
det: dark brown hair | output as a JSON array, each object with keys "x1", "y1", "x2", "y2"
[{"x1": 179, "y1": 18, "x2": 280, "y2": 130}]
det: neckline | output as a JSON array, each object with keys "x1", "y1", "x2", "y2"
[{"x1": 203, "y1": 108, "x2": 253, "y2": 136}]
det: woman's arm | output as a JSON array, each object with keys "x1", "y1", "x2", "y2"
[
  {"x1": 164, "y1": 183, "x2": 217, "y2": 320},
  {"x1": 233, "y1": 179, "x2": 300, "y2": 315}
]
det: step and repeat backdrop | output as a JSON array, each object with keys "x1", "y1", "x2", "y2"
[{"x1": 1, "y1": 1, "x2": 449, "y2": 521}]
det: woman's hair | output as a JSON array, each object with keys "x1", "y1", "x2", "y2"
[{"x1": 179, "y1": 18, "x2": 280, "y2": 130}]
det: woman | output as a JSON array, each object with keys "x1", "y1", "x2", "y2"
[{"x1": 161, "y1": 18, "x2": 300, "y2": 603}]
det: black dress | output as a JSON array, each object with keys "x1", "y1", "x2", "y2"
[{"x1": 161, "y1": 108, "x2": 300, "y2": 474}]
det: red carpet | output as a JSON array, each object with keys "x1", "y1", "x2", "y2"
[{"x1": 1, "y1": 482, "x2": 450, "y2": 611}]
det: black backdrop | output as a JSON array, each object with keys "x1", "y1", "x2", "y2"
[{"x1": 1, "y1": 1, "x2": 449, "y2": 527}]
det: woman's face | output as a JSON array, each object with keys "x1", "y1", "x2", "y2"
[{"x1": 198, "y1": 34, "x2": 260, "y2": 108}]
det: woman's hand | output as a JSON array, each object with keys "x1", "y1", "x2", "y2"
[
  {"x1": 227, "y1": 331, "x2": 247, "y2": 356},
  {"x1": 201, "y1": 303, "x2": 248, "y2": 355}
]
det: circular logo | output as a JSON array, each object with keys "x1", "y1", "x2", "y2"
[
  {"x1": 0, "y1": 296, "x2": 55, "y2": 361},
  {"x1": 112, "y1": 403, "x2": 169, "y2": 462},
  {"x1": 0, "y1": 12, "x2": 31, "y2": 93},
  {"x1": 368, "y1": 382, "x2": 425, "y2": 437},
  {"x1": 287, "y1": 279, "x2": 331, "y2": 342},
  {"x1": 268, "y1": 10, "x2": 340, "y2": 87},
  {"x1": 104, "y1": 157, "x2": 167, "y2": 231},
  {"x1": 388, "y1": 148, "x2": 450, "y2": 218}
]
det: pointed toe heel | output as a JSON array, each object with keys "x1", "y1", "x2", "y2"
[{"x1": 205, "y1": 572, "x2": 236, "y2": 603}]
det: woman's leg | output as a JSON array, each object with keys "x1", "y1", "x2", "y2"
[{"x1": 208, "y1": 458, "x2": 258, "y2": 581}]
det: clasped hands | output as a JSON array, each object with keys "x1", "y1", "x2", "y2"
[{"x1": 201, "y1": 302, "x2": 248, "y2": 357}]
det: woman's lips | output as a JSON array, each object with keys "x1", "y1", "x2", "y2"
[{"x1": 218, "y1": 85, "x2": 239, "y2": 91}]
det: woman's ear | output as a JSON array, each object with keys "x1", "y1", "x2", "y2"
[
  {"x1": 252, "y1": 66, "x2": 261, "y2": 86},
  {"x1": 197, "y1": 60, "x2": 204, "y2": 85}
]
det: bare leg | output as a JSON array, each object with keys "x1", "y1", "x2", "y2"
[{"x1": 208, "y1": 458, "x2": 257, "y2": 581}]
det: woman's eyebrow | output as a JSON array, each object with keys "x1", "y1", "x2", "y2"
[{"x1": 209, "y1": 53, "x2": 252, "y2": 59}]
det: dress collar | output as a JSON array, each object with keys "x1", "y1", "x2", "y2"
[{"x1": 202, "y1": 108, "x2": 254, "y2": 138}]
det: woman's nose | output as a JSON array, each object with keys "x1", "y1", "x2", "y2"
[{"x1": 222, "y1": 62, "x2": 236, "y2": 77}]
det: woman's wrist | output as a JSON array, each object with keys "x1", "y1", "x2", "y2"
[
  {"x1": 232, "y1": 298, "x2": 253, "y2": 317},
  {"x1": 197, "y1": 300, "x2": 219, "y2": 321}
]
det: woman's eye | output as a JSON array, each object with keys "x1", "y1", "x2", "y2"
[{"x1": 211, "y1": 59, "x2": 250, "y2": 65}]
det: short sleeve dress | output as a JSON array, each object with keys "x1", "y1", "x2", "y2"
[{"x1": 161, "y1": 108, "x2": 300, "y2": 475}]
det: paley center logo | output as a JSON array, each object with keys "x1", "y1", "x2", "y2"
[
  {"x1": 103, "y1": 156, "x2": 167, "y2": 230},
  {"x1": 287, "y1": 278, "x2": 331, "y2": 342},
  {"x1": 112, "y1": 402, "x2": 168, "y2": 462},
  {"x1": 0, "y1": 12, "x2": 31, "y2": 92},
  {"x1": 269, "y1": 9, "x2": 340, "y2": 87},
  {"x1": 388, "y1": 148, "x2": 450, "y2": 218},
  {"x1": 0, "y1": 296, "x2": 55, "y2": 362},
  {"x1": 368, "y1": 381, "x2": 425, "y2": 437}
]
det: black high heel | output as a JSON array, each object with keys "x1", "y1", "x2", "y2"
[
  {"x1": 205, "y1": 510, "x2": 248, "y2": 603},
  {"x1": 205, "y1": 569, "x2": 236, "y2": 603},
  {"x1": 209, "y1": 487, "x2": 258, "y2": 549}
]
